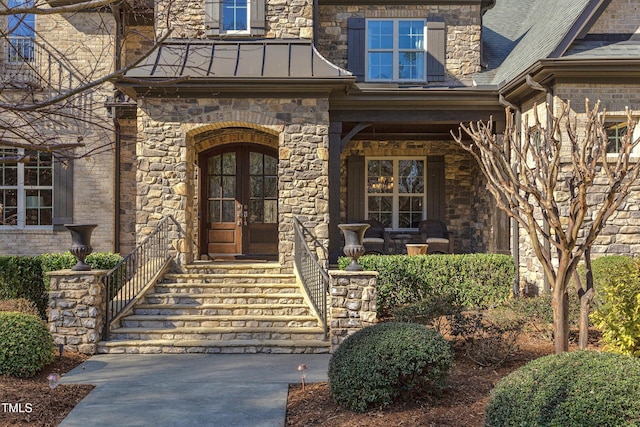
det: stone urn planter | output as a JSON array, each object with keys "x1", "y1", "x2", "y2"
[
  {"x1": 338, "y1": 223, "x2": 370, "y2": 271},
  {"x1": 406, "y1": 243, "x2": 428, "y2": 256},
  {"x1": 64, "y1": 224, "x2": 98, "y2": 271}
]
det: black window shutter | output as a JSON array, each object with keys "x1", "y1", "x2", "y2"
[
  {"x1": 347, "y1": 17, "x2": 365, "y2": 82},
  {"x1": 205, "y1": 0, "x2": 220, "y2": 36},
  {"x1": 426, "y1": 17, "x2": 445, "y2": 82},
  {"x1": 347, "y1": 155, "x2": 365, "y2": 222},
  {"x1": 427, "y1": 156, "x2": 445, "y2": 221},
  {"x1": 52, "y1": 159, "x2": 73, "y2": 230},
  {"x1": 250, "y1": 0, "x2": 266, "y2": 36}
]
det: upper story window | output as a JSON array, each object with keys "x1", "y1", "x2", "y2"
[
  {"x1": 222, "y1": 0, "x2": 248, "y2": 33},
  {"x1": 367, "y1": 20, "x2": 425, "y2": 82},
  {"x1": 348, "y1": 17, "x2": 445, "y2": 84},
  {"x1": 205, "y1": 0, "x2": 264, "y2": 37},
  {"x1": 6, "y1": 0, "x2": 35, "y2": 63},
  {"x1": 605, "y1": 120, "x2": 640, "y2": 156},
  {"x1": 0, "y1": 148, "x2": 53, "y2": 227}
]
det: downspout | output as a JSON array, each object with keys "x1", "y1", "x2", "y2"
[
  {"x1": 499, "y1": 94, "x2": 521, "y2": 297},
  {"x1": 110, "y1": 4, "x2": 124, "y2": 252}
]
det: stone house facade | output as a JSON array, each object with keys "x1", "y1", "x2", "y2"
[{"x1": 2, "y1": 0, "x2": 640, "y2": 285}]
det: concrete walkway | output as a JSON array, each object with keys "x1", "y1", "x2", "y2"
[{"x1": 58, "y1": 353, "x2": 330, "y2": 427}]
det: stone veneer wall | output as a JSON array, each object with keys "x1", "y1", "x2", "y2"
[
  {"x1": 514, "y1": 86, "x2": 640, "y2": 290},
  {"x1": 48, "y1": 270, "x2": 107, "y2": 355},
  {"x1": 135, "y1": 97, "x2": 330, "y2": 268},
  {"x1": 328, "y1": 270, "x2": 377, "y2": 353},
  {"x1": 341, "y1": 139, "x2": 489, "y2": 254},
  {"x1": 154, "y1": 0, "x2": 313, "y2": 39},
  {"x1": 317, "y1": 4, "x2": 482, "y2": 86}
]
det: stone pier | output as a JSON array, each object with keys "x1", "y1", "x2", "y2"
[
  {"x1": 328, "y1": 270, "x2": 378, "y2": 353},
  {"x1": 47, "y1": 270, "x2": 107, "y2": 355}
]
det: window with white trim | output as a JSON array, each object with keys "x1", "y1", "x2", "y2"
[
  {"x1": 0, "y1": 148, "x2": 53, "y2": 227},
  {"x1": 222, "y1": 0, "x2": 249, "y2": 33},
  {"x1": 366, "y1": 158, "x2": 425, "y2": 229},
  {"x1": 6, "y1": 0, "x2": 35, "y2": 63},
  {"x1": 605, "y1": 120, "x2": 640, "y2": 155},
  {"x1": 366, "y1": 19, "x2": 425, "y2": 82}
]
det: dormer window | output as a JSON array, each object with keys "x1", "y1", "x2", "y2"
[{"x1": 205, "y1": 0, "x2": 265, "y2": 37}]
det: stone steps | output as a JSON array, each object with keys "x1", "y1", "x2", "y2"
[{"x1": 98, "y1": 262, "x2": 329, "y2": 354}]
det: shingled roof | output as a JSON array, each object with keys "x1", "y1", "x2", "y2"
[{"x1": 475, "y1": 0, "x2": 640, "y2": 87}]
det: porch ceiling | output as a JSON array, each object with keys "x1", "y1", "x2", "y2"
[{"x1": 340, "y1": 122, "x2": 474, "y2": 141}]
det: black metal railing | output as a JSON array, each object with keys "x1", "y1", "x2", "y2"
[
  {"x1": 102, "y1": 216, "x2": 181, "y2": 340},
  {"x1": 293, "y1": 217, "x2": 329, "y2": 335}
]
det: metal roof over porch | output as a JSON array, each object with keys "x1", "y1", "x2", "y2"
[{"x1": 124, "y1": 39, "x2": 351, "y2": 80}]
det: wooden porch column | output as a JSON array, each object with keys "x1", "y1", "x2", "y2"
[{"x1": 329, "y1": 121, "x2": 343, "y2": 265}]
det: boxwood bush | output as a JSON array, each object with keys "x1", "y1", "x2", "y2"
[
  {"x1": 328, "y1": 322, "x2": 453, "y2": 413},
  {"x1": 485, "y1": 350, "x2": 640, "y2": 427},
  {"x1": 0, "y1": 312, "x2": 55, "y2": 377},
  {"x1": 339, "y1": 254, "x2": 514, "y2": 315},
  {"x1": 0, "y1": 252, "x2": 122, "y2": 319}
]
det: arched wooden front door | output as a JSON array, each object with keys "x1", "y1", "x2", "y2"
[{"x1": 199, "y1": 144, "x2": 278, "y2": 258}]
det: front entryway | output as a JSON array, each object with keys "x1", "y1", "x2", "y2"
[{"x1": 200, "y1": 144, "x2": 278, "y2": 258}]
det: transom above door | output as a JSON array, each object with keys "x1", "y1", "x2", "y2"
[{"x1": 200, "y1": 144, "x2": 278, "y2": 258}]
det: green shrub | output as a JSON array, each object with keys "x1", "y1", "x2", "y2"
[
  {"x1": 328, "y1": 322, "x2": 453, "y2": 413},
  {"x1": 485, "y1": 350, "x2": 640, "y2": 426},
  {"x1": 0, "y1": 252, "x2": 123, "y2": 319},
  {"x1": 0, "y1": 256, "x2": 46, "y2": 318},
  {"x1": 340, "y1": 254, "x2": 514, "y2": 315},
  {"x1": 0, "y1": 298, "x2": 41, "y2": 316},
  {"x1": 591, "y1": 259, "x2": 640, "y2": 356},
  {"x1": 0, "y1": 312, "x2": 54, "y2": 378},
  {"x1": 576, "y1": 255, "x2": 637, "y2": 308}
]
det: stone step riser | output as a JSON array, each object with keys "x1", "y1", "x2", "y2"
[
  {"x1": 132, "y1": 307, "x2": 312, "y2": 316},
  {"x1": 121, "y1": 319, "x2": 320, "y2": 328},
  {"x1": 110, "y1": 331, "x2": 327, "y2": 341},
  {"x1": 152, "y1": 285, "x2": 300, "y2": 295},
  {"x1": 180, "y1": 268, "x2": 284, "y2": 275},
  {"x1": 142, "y1": 296, "x2": 306, "y2": 305},
  {"x1": 164, "y1": 275, "x2": 296, "y2": 285},
  {"x1": 97, "y1": 345, "x2": 329, "y2": 355}
]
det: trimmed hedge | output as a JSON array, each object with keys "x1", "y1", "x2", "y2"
[
  {"x1": 0, "y1": 252, "x2": 122, "y2": 319},
  {"x1": 485, "y1": 350, "x2": 640, "y2": 426},
  {"x1": 0, "y1": 312, "x2": 55, "y2": 378},
  {"x1": 339, "y1": 254, "x2": 514, "y2": 315},
  {"x1": 328, "y1": 322, "x2": 453, "y2": 413}
]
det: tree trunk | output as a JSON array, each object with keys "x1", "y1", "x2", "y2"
[
  {"x1": 552, "y1": 286, "x2": 570, "y2": 353},
  {"x1": 578, "y1": 249, "x2": 595, "y2": 350}
]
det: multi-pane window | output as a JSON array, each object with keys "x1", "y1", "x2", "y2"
[
  {"x1": 366, "y1": 158, "x2": 425, "y2": 229},
  {"x1": 249, "y1": 151, "x2": 277, "y2": 224},
  {"x1": 6, "y1": 0, "x2": 35, "y2": 63},
  {"x1": 222, "y1": 0, "x2": 248, "y2": 32},
  {"x1": 605, "y1": 121, "x2": 640, "y2": 155},
  {"x1": 366, "y1": 20, "x2": 425, "y2": 82},
  {"x1": 0, "y1": 148, "x2": 53, "y2": 227}
]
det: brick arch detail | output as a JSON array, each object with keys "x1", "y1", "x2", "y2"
[
  {"x1": 184, "y1": 113, "x2": 285, "y2": 139},
  {"x1": 193, "y1": 128, "x2": 279, "y2": 154}
]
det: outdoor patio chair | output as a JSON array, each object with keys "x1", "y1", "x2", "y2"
[
  {"x1": 418, "y1": 219, "x2": 454, "y2": 254},
  {"x1": 362, "y1": 219, "x2": 391, "y2": 254}
]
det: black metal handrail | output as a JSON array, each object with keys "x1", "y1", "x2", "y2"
[
  {"x1": 102, "y1": 215, "x2": 181, "y2": 340},
  {"x1": 293, "y1": 217, "x2": 329, "y2": 335}
]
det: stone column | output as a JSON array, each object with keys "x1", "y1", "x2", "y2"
[
  {"x1": 48, "y1": 270, "x2": 107, "y2": 355},
  {"x1": 328, "y1": 270, "x2": 377, "y2": 353}
]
